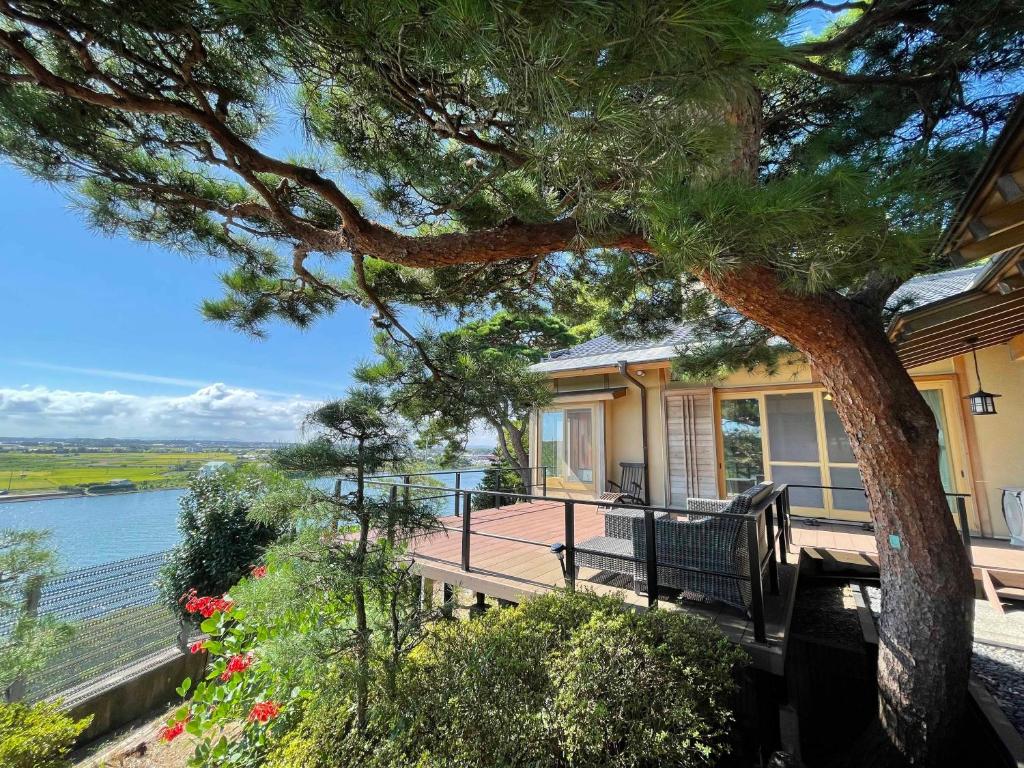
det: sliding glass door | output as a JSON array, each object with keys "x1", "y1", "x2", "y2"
[
  {"x1": 540, "y1": 405, "x2": 598, "y2": 491},
  {"x1": 717, "y1": 383, "x2": 966, "y2": 521}
]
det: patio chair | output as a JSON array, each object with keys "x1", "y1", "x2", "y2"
[
  {"x1": 630, "y1": 482, "x2": 775, "y2": 613},
  {"x1": 573, "y1": 507, "x2": 669, "y2": 579},
  {"x1": 598, "y1": 462, "x2": 646, "y2": 506}
]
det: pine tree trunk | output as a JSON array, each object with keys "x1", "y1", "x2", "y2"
[{"x1": 703, "y1": 266, "x2": 974, "y2": 765}]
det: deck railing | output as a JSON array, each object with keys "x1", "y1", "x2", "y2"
[
  {"x1": 361, "y1": 465, "x2": 550, "y2": 515},
  {"x1": 362, "y1": 473, "x2": 791, "y2": 644},
  {"x1": 786, "y1": 483, "x2": 974, "y2": 563}
]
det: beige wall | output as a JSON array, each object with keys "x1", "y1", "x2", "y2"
[
  {"x1": 532, "y1": 341, "x2": 1023, "y2": 539},
  {"x1": 956, "y1": 342, "x2": 1024, "y2": 539},
  {"x1": 535, "y1": 370, "x2": 670, "y2": 505}
]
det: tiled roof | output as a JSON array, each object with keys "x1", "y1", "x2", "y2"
[
  {"x1": 891, "y1": 264, "x2": 983, "y2": 308},
  {"x1": 530, "y1": 265, "x2": 985, "y2": 374}
]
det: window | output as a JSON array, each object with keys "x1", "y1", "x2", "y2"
[
  {"x1": 720, "y1": 398, "x2": 764, "y2": 495},
  {"x1": 718, "y1": 385, "x2": 963, "y2": 519},
  {"x1": 821, "y1": 397, "x2": 867, "y2": 512},
  {"x1": 765, "y1": 393, "x2": 824, "y2": 510},
  {"x1": 540, "y1": 408, "x2": 594, "y2": 484},
  {"x1": 541, "y1": 411, "x2": 565, "y2": 479}
]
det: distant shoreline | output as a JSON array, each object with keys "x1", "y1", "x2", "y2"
[{"x1": 0, "y1": 486, "x2": 185, "y2": 504}]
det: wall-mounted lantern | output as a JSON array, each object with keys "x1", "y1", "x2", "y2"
[{"x1": 963, "y1": 337, "x2": 1001, "y2": 415}]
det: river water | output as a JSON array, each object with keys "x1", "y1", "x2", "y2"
[{"x1": 0, "y1": 472, "x2": 484, "y2": 571}]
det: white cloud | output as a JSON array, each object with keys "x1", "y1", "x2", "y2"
[
  {"x1": 11, "y1": 360, "x2": 307, "y2": 397},
  {"x1": 0, "y1": 384, "x2": 315, "y2": 442}
]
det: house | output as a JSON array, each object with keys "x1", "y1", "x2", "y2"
[
  {"x1": 199, "y1": 460, "x2": 231, "y2": 476},
  {"x1": 528, "y1": 99, "x2": 1024, "y2": 543}
]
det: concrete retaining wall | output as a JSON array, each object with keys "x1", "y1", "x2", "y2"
[{"x1": 66, "y1": 648, "x2": 207, "y2": 745}]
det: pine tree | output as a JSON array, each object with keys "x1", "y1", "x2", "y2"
[
  {"x1": 357, "y1": 309, "x2": 583, "y2": 472},
  {"x1": 1, "y1": 2, "x2": 1021, "y2": 762}
]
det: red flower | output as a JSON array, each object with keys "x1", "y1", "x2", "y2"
[
  {"x1": 182, "y1": 590, "x2": 234, "y2": 618},
  {"x1": 160, "y1": 716, "x2": 189, "y2": 742},
  {"x1": 220, "y1": 652, "x2": 253, "y2": 681},
  {"x1": 247, "y1": 700, "x2": 280, "y2": 724},
  {"x1": 250, "y1": 565, "x2": 268, "y2": 579},
  {"x1": 188, "y1": 640, "x2": 205, "y2": 654}
]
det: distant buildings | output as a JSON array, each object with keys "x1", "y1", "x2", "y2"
[{"x1": 199, "y1": 460, "x2": 231, "y2": 476}]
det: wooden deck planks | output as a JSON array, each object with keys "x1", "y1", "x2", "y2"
[
  {"x1": 788, "y1": 519, "x2": 1024, "y2": 574},
  {"x1": 407, "y1": 500, "x2": 796, "y2": 674}
]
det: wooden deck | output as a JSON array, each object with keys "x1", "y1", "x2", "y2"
[
  {"x1": 788, "y1": 517, "x2": 1024, "y2": 571},
  {"x1": 407, "y1": 500, "x2": 798, "y2": 674}
]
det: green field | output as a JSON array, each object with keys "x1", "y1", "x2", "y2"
[{"x1": 0, "y1": 450, "x2": 237, "y2": 492}]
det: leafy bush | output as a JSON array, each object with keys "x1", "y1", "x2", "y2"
[
  {"x1": 0, "y1": 529, "x2": 72, "y2": 693},
  {"x1": 550, "y1": 609, "x2": 745, "y2": 767},
  {"x1": 473, "y1": 456, "x2": 527, "y2": 511},
  {"x1": 0, "y1": 701, "x2": 91, "y2": 768},
  {"x1": 160, "y1": 465, "x2": 289, "y2": 619},
  {"x1": 394, "y1": 590, "x2": 747, "y2": 768}
]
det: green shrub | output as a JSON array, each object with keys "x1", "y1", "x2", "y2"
[
  {"x1": 183, "y1": 587, "x2": 746, "y2": 768},
  {"x1": 394, "y1": 590, "x2": 747, "y2": 768},
  {"x1": 550, "y1": 609, "x2": 746, "y2": 767},
  {"x1": 0, "y1": 701, "x2": 91, "y2": 768},
  {"x1": 160, "y1": 465, "x2": 288, "y2": 619}
]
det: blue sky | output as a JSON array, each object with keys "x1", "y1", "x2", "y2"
[
  {"x1": 0, "y1": 162, "x2": 381, "y2": 441},
  {"x1": 0, "y1": 5, "x2": 921, "y2": 443}
]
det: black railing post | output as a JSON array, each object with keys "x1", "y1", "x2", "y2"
[
  {"x1": 644, "y1": 509, "x2": 658, "y2": 609},
  {"x1": 542, "y1": 466, "x2": 548, "y2": 497},
  {"x1": 453, "y1": 471, "x2": 461, "y2": 517},
  {"x1": 496, "y1": 473, "x2": 503, "y2": 508},
  {"x1": 764, "y1": 505, "x2": 780, "y2": 595},
  {"x1": 956, "y1": 496, "x2": 973, "y2": 565},
  {"x1": 462, "y1": 490, "x2": 472, "y2": 572},
  {"x1": 389, "y1": 484, "x2": 398, "y2": 504},
  {"x1": 747, "y1": 515, "x2": 766, "y2": 643},
  {"x1": 403, "y1": 474, "x2": 411, "y2": 505},
  {"x1": 564, "y1": 500, "x2": 576, "y2": 592},
  {"x1": 776, "y1": 487, "x2": 789, "y2": 566}
]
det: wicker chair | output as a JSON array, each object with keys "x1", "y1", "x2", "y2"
[
  {"x1": 630, "y1": 482, "x2": 774, "y2": 612},
  {"x1": 574, "y1": 507, "x2": 668, "y2": 578}
]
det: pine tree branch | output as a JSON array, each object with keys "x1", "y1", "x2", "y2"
[
  {"x1": 786, "y1": 1, "x2": 921, "y2": 57},
  {"x1": 791, "y1": 57, "x2": 944, "y2": 87},
  {"x1": 0, "y1": 16, "x2": 648, "y2": 270}
]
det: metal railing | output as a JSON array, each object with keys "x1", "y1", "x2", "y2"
[
  {"x1": 363, "y1": 465, "x2": 550, "y2": 516},
  {"x1": 2, "y1": 550, "x2": 185, "y2": 703},
  {"x1": 362, "y1": 475, "x2": 790, "y2": 644},
  {"x1": 786, "y1": 484, "x2": 974, "y2": 563}
]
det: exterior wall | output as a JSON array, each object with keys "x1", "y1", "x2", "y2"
[
  {"x1": 534, "y1": 370, "x2": 669, "y2": 505},
  {"x1": 955, "y1": 342, "x2": 1024, "y2": 539},
  {"x1": 532, "y1": 339, "x2": 1022, "y2": 540}
]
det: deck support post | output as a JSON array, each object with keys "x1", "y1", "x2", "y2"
[
  {"x1": 441, "y1": 583, "x2": 455, "y2": 619},
  {"x1": 497, "y1": 598, "x2": 516, "y2": 609},
  {"x1": 420, "y1": 577, "x2": 435, "y2": 611},
  {"x1": 453, "y1": 472, "x2": 461, "y2": 517},
  {"x1": 776, "y1": 487, "x2": 789, "y2": 565},
  {"x1": 462, "y1": 491, "x2": 472, "y2": 572},
  {"x1": 564, "y1": 500, "x2": 576, "y2": 593},
  {"x1": 470, "y1": 592, "x2": 489, "y2": 618}
]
